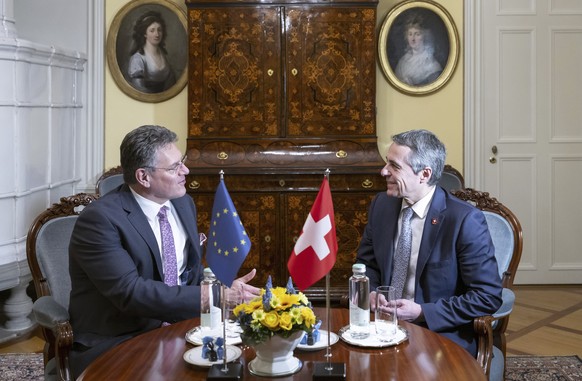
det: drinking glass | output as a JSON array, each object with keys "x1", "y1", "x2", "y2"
[
  {"x1": 224, "y1": 288, "x2": 243, "y2": 338},
  {"x1": 375, "y1": 286, "x2": 398, "y2": 342}
]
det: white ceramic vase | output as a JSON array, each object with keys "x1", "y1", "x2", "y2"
[{"x1": 248, "y1": 330, "x2": 305, "y2": 377}]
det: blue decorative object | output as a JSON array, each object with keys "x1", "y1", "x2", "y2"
[
  {"x1": 215, "y1": 337, "x2": 225, "y2": 360},
  {"x1": 201, "y1": 336, "x2": 225, "y2": 361},
  {"x1": 300, "y1": 320, "x2": 322, "y2": 346},
  {"x1": 201, "y1": 336, "x2": 215, "y2": 360}
]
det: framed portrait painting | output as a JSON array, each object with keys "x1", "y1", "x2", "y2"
[
  {"x1": 378, "y1": 0, "x2": 459, "y2": 96},
  {"x1": 106, "y1": 0, "x2": 188, "y2": 103}
]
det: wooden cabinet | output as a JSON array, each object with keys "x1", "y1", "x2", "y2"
[
  {"x1": 187, "y1": 172, "x2": 385, "y2": 303},
  {"x1": 185, "y1": 0, "x2": 383, "y2": 301}
]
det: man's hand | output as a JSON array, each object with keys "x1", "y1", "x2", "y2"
[
  {"x1": 394, "y1": 299, "x2": 422, "y2": 321},
  {"x1": 227, "y1": 269, "x2": 260, "y2": 302}
]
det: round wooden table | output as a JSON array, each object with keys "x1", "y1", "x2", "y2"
[{"x1": 78, "y1": 307, "x2": 486, "y2": 380}]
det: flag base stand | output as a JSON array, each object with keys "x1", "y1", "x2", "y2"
[
  {"x1": 207, "y1": 363, "x2": 243, "y2": 380},
  {"x1": 312, "y1": 362, "x2": 346, "y2": 380}
]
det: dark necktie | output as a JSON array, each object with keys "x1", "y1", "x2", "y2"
[
  {"x1": 391, "y1": 207, "x2": 414, "y2": 299},
  {"x1": 158, "y1": 206, "x2": 178, "y2": 287}
]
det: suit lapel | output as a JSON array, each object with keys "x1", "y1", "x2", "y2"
[
  {"x1": 171, "y1": 196, "x2": 202, "y2": 268},
  {"x1": 380, "y1": 196, "x2": 402, "y2": 286},
  {"x1": 415, "y1": 187, "x2": 447, "y2": 281},
  {"x1": 119, "y1": 186, "x2": 164, "y2": 275}
]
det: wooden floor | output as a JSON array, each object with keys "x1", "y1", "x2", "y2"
[
  {"x1": 505, "y1": 285, "x2": 582, "y2": 357},
  {"x1": 1, "y1": 285, "x2": 582, "y2": 356}
]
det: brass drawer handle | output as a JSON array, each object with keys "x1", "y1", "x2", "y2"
[
  {"x1": 279, "y1": 179, "x2": 286, "y2": 187},
  {"x1": 336, "y1": 150, "x2": 347, "y2": 159},
  {"x1": 264, "y1": 235, "x2": 271, "y2": 243},
  {"x1": 189, "y1": 180, "x2": 201, "y2": 190},
  {"x1": 217, "y1": 151, "x2": 228, "y2": 160},
  {"x1": 362, "y1": 179, "x2": 373, "y2": 189},
  {"x1": 268, "y1": 69, "x2": 274, "y2": 76},
  {"x1": 291, "y1": 68, "x2": 298, "y2": 76}
]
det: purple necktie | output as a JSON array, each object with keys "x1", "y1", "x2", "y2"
[
  {"x1": 158, "y1": 206, "x2": 178, "y2": 287},
  {"x1": 391, "y1": 207, "x2": 413, "y2": 299}
]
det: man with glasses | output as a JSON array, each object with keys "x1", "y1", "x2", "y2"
[{"x1": 68, "y1": 125, "x2": 259, "y2": 378}]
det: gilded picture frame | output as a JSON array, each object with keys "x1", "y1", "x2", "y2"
[
  {"x1": 106, "y1": 0, "x2": 188, "y2": 103},
  {"x1": 378, "y1": 0, "x2": 459, "y2": 96}
]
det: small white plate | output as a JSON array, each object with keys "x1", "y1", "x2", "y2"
[
  {"x1": 183, "y1": 345, "x2": 242, "y2": 367},
  {"x1": 185, "y1": 325, "x2": 242, "y2": 346},
  {"x1": 338, "y1": 323, "x2": 408, "y2": 348},
  {"x1": 297, "y1": 330, "x2": 339, "y2": 351}
]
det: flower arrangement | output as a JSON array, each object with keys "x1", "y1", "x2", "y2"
[{"x1": 233, "y1": 276, "x2": 317, "y2": 346}]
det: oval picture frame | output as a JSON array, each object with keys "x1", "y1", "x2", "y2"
[
  {"x1": 106, "y1": 0, "x2": 188, "y2": 103},
  {"x1": 378, "y1": 0, "x2": 459, "y2": 96}
]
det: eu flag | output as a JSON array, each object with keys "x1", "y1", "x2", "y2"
[{"x1": 206, "y1": 178, "x2": 251, "y2": 287}]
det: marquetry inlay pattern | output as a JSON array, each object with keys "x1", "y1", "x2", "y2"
[
  {"x1": 286, "y1": 7, "x2": 376, "y2": 136},
  {"x1": 188, "y1": 7, "x2": 280, "y2": 137},
  {"x1": 185, "y1": 0, "x2": 384, "y2": 298}
]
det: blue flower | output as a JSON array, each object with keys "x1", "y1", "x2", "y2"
[
  {"x1": 286, "y1": 277, "x2": 296, "y2": 294},
  {"x1": 263, "y1": 276, "x2": 273, "y2": 312}
]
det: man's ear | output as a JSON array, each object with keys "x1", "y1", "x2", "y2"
[
  {"x1": 135, "y1": 168, "x2": 151, "y2": 188},
  {"x1": 420, "y1": 167, "x2": 433, "y2": 184}
]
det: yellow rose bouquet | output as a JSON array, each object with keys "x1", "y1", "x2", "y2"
[{"x1": 233, "y1": 276, "x2": 317, "y2": 346}]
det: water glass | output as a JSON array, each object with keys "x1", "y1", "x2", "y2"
[
  {"x1": 224, "y1": 288, "x2": 243, "y2": 337},
  {"x1": 375, "y1": 286, "x2": 398, "y2": 342}
]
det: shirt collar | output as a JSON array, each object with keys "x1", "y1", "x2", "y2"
[
  {"x1": 129, "y1": 187, "x2": 171, "y2": 222},
  {"x1": 403, "y1": 186, "x2": 436, "y2": 219}
]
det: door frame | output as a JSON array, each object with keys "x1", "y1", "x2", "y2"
[{"x1": 463, "y1": 0, "x2": 483, "y2": 190}]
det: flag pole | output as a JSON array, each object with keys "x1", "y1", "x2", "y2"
[
  {"x1": 313, "y1": 168, "x2": 346, "y2": 379},
  {"x1": 218, "y1": 169, "x2": 229, "y2": 373},
  {"x1": 221, "y1": 283, "x2": 228, "y2": 371},
  {"x1": 324, "y1": 169, "x2": 332, "y2": 363},
  {"x1": 207, "y1": 169, "x2": 244, "y2": 380}
]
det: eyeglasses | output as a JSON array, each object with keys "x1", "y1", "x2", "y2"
[{"x1": 144, "y1": 154, "x2": 187, "y2": 175}]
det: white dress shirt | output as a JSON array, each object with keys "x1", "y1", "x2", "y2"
[
  {"x1": 395, "y1": 186, "x2": 436, "y2": 300},
  {"x1": 130, "y1": 188, "x2": 187, "y2": 284}
]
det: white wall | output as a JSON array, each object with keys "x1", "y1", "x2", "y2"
[
  {"x1": 14, "y1": 0, "x2": 88, "y2": 53},
  {"x1": 0, "y1": 0, "x2": 103, "y2": 341}
]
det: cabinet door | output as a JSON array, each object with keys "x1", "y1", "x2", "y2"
[
  {"x1": 188, "y1": 7, "x2": 282, "y2": 138},
  {"x1": 285, "y1": 6, "x2": 377, "y2": 137}
]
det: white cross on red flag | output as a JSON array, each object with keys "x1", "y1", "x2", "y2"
[{"x1": 287, "y1": 177, "x2": 338, "y2": 290}]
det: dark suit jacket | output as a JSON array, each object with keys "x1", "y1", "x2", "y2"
[
  {"x1": 68, "y1": 184, "x2": 204, "y2": 377},
  {"x1": 356, "y1": 187, "x2": 503, "y2": 356}
]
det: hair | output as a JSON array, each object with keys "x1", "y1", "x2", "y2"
[
  {"x1": 120, "y1": 125, "x2": 178, "y2": 184},
  {"x1": 402, "y1": 13, "x2": 436, "y2": 55},
  {"x1": 391, "y1": 129, "x2": 446, "y2": 186},
  {"x1": 130, "y1": 11, "x2": 168, "y2": 55}
]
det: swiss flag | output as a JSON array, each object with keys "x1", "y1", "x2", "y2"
[{"x1": 288, "y1": 177, "x2": 338, "y2": 290}]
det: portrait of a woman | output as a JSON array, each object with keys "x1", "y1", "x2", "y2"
[
  {"x1": 378, "y1": 2, "x2": 458, "y2": 95},
  {"x1": 394, "y1": 13, "x2": 442, "y2": 86},
  {"x1": 127, "y1": 10, "x2": 176, "y2": 93}
]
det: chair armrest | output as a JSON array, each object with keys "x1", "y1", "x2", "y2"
[
  {"x1": 493, "y1": 288, "x2": 515, "y2": 319},
  {"x1": 33, "y1": 296, "x2": 69, "y2": 328},
  {"x1": 474, "y1": 315, "x2": 495, "y2": 376},
  {"x1": 475, "y1": 294, "x2": 513, "y2": 379},
  {"x1": 33, "y1": 296, "x2": 73, "y2": 381}
]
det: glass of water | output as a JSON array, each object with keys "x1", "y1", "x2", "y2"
[
  {"x1": 224, "y1": 288, "x2": 243, "y2": 338},
  {"x1": 375, "y1": 286, "x2": 398, "y2": 342}
]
